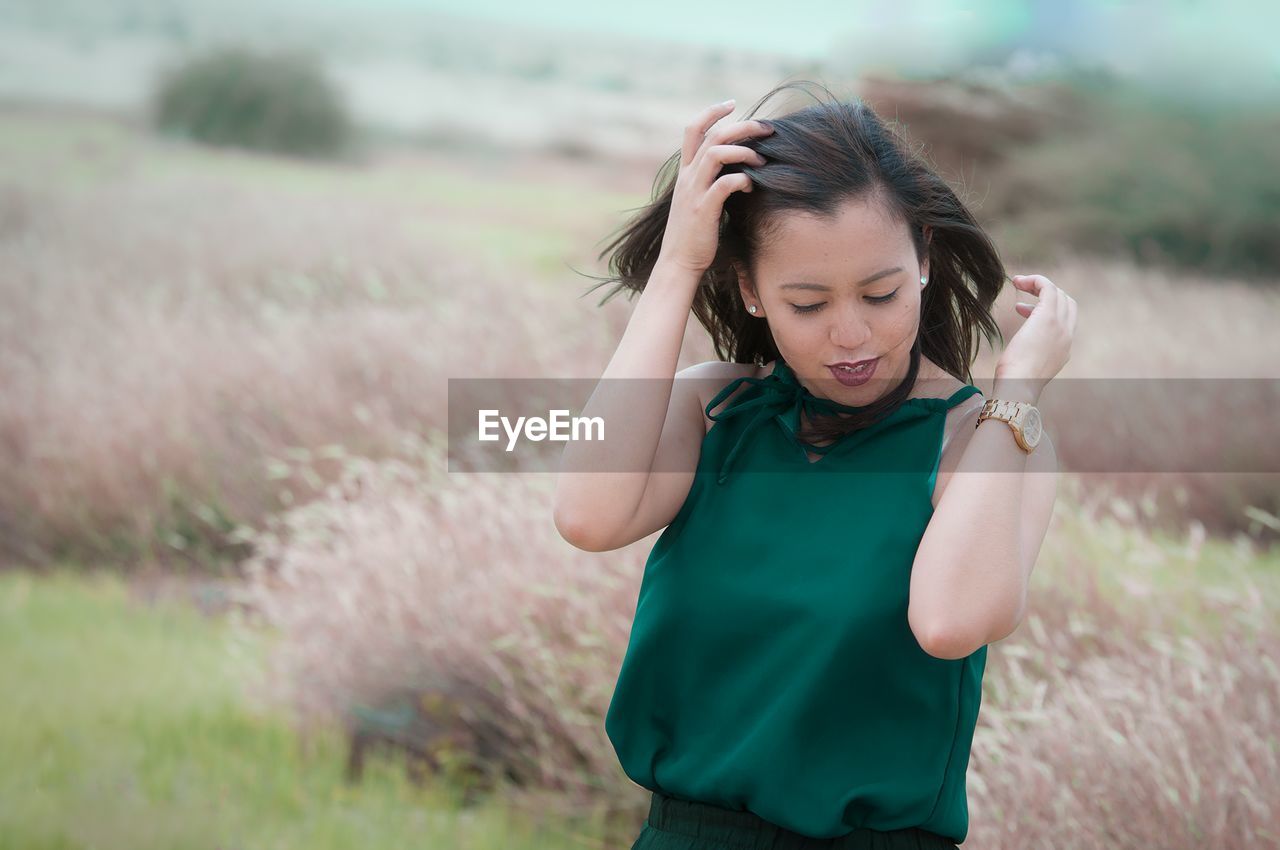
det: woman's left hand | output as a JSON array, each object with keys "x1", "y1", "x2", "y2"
[{"x1": 993, "y1": 274, "x2": 1077, "y2": 403}]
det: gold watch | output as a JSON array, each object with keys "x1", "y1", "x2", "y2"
[{"x1": 975, "y1": 398, "x2": 1042, "y2": 452}]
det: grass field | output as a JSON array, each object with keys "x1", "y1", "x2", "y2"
[
  {"x1": 4, "y1": 96, "x2": 1279, "y2": 848},
  {"x1": 0, "y1": 569, "x2": 624, "y2": 850}
]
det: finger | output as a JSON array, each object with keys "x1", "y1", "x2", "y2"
[
  {"x1": 1008, "y1": 284, "x2": 1039, "y2": 317},
  {"x1": 706, "y1": 118, "x2": 775, "y2": 149},
  {"x1": 1011, "y1": 274, "x2": 1053, "y2": 299},
  {"x1": 1025, "y1": 275, "x2": 1060, "y2": 316},
  {"x1": 709, "y1": 172, "x2": 754, "y2": 204},
  {"x1": 682, "y1": 101, "x2": 736, "y2": 168},
  {"x1": 1067, "y1": 296, "x2": 1077, "y2": 336},
  {"x1": 1011, "y1": 281, "x2": 1045, "y2": 317},
  {"x1": 696, "y1": 143, "x2": 767, "y2": 186},
  {"x1": 691, "y1": 120, "x2": 773, "y2": 177}
]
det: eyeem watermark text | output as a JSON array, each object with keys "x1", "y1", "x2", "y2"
[{"x1": 478, "y1": 409, "x2": 604, "y2": 452}]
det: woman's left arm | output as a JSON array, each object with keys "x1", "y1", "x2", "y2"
[
  {"x1": 908, "y1": 274, "x2": 1077, "y2": 661},
  {"x1": 909, "y1": 400, "x2": 1059, "y2": 660}
]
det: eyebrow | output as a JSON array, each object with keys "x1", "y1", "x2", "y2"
[{"x1": 780, "y1": 266, "x2": 903, "y2": 291}]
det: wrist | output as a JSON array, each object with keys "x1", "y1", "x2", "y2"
[
  {"x1": 991, "y1": 376, "x2": 1041, "y2": 405},
  {"x1": 644, "y1": 261, "x2": 704, "y2": 309},
  {"x1": 653, "y1": 252, "x2": 708, "y2": 282}
]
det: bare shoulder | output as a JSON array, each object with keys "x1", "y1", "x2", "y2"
[
  {"x1": 918, "y1": 356, "x2": 981, "y2": 508},
  {"x1": 678, "y1": 360, "x2": 763, "y2": 436},
  {"x1": 929, "y1": 394, "x2": 982, "y2": 509}
]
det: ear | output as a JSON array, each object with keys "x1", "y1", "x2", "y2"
[{"x1": 732, "y1": 261, "x2": 760, "y2": 314}]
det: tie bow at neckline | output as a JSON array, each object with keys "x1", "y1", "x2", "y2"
[{"x1": 704, "y1": 359, "x2": 978, "y2": 484}]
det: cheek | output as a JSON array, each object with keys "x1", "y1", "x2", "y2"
[
  {"x1": 867, "y1": 299, "x2": 914, "y2": 332},
  {"x1": 876, "y1": 299, "x2": 920, "y2": 348},
  {"x1": 892, "y1": 296, "x2": 919, "y2": 326}
]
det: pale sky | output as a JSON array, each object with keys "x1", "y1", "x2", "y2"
[{"x1": 328, "y1": 0, "x2": 1280, "y2": 102}]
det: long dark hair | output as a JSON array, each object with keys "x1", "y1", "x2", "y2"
[{"x1": 580, "y1": 80, "x2": 1007, "y2": 445}]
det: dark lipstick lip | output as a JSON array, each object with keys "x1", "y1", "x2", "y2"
[{"x1": 829, "y1": 358, "x2": 878, "y2": 369}]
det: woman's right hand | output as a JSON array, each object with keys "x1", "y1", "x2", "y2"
[{"x1": 656, "y1": 99, "x2": 774, "y2": 277}]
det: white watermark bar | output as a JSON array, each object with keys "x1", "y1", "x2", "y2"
[{"x1": 447, "y1": 376, "x2": 1280, "y2": 475}]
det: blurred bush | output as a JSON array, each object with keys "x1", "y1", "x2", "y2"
[
  {"x1": 151, "y1": 47, "x2": 354, "y2": 159},
  {"x1": 996, "y1": 80, "x2": 1280, "y2": 280},
  {"x1": 865, "y1": 72, "x2": 1280, "y2": 281}
]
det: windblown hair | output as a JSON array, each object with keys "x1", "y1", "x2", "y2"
[{"x1": 580, "y1": 80, "x2": 1008, "y2": 444}]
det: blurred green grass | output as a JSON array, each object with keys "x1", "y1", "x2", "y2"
[{"x1": 0, "y1": 569, "x2": 619, "y2": 850}]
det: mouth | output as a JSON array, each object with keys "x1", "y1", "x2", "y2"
[
  {"x1": 828, "y1": 358, "x2": 878, "y2": 373},
  {"x1": 828, "y1": 358, "x2": 879, "y2": 386}
]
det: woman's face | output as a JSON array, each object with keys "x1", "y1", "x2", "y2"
[{"x1": 738, "y1": 194, "x2": 929, "y2": 406}]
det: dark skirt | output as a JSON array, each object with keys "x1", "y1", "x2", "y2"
[{"x1": 630, "y1": 792, "x2": 962, "y2": 850}]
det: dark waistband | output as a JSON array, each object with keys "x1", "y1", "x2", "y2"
[{"x1": 646, "y1": 791, "x2": 959, "y2": 850}]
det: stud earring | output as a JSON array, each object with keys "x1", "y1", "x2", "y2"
[
  {"x1": 748, "y1": 305, "x2": 757, "y2": 314},
  {"x1": 920, "y1": 276, "x2": 927, "y2": 286}
]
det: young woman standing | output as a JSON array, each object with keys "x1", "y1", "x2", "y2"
[{"x1": 555, "y1": 82, "x2": 1075, "y2": 849}]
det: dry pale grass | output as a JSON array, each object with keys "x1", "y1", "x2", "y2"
[
  {"x1": 968, "y1": 474, "x2": 1280, "y2": 849},
  {"x1": 230, "y1": 441, "x2": 656, "y2": 826},
  {"x1": 0, "y1": 152, "x2": 616, "y2": 569},
  {"x1": 3, "y1": 100, "x2": 1278, "y2": 572},
  {"x1": 4, "y1": 108, "x2": 1274, "y2": 847},
  {"x1": 229, "y1": 443, "x2": 1279, "y2": 848}
]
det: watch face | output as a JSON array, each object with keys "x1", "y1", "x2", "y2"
[{"x1": 1022, "y1": 406, "x2": 1043, "y2": 446}]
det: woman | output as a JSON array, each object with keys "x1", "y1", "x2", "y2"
[{"x1": 555, "y1": 81, "x2": 1074, "y2": 849}]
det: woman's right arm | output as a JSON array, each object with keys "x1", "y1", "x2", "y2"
[
  {"x1": 552, "y1": 262, "x2": 705, "y2": 552},
  {"x1": 552, "y1": 100, "x2": 772, "y2": 552}
]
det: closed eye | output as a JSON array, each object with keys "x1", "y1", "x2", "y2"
[{"x1": 791, "y1": 290, "x2": 900, "y2": 313}]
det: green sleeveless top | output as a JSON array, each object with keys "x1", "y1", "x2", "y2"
[{"x1": 604, "y1": 357, "x2": 987, "y2": 843}]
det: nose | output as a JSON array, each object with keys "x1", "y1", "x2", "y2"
[{"x1": 829, "y1": 302, "x2": 872, "y2": 350}]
